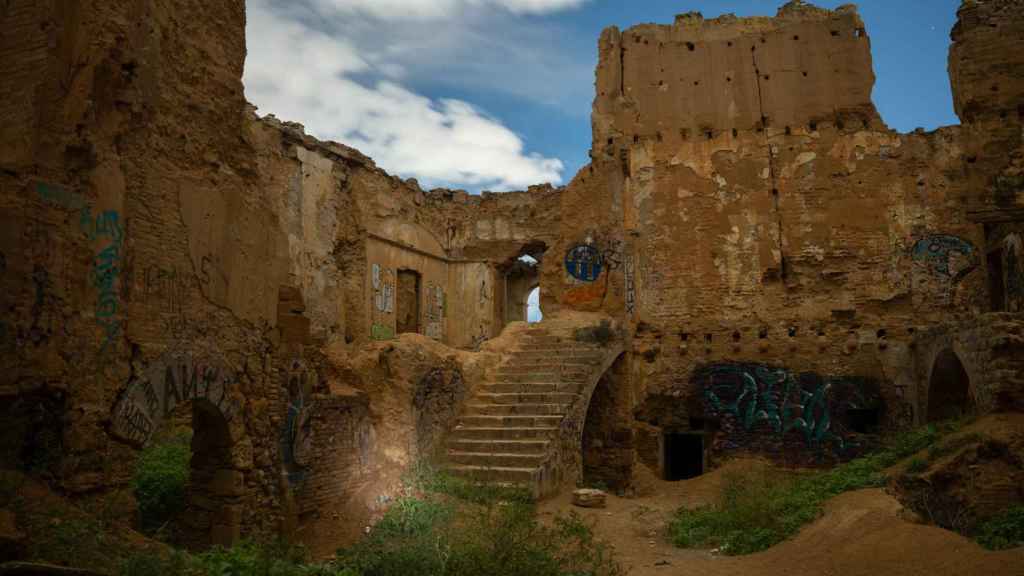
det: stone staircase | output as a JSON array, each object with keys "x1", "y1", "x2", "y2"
[{"x1": 444, "y1": 326, "x2": 612, "y2": 496}]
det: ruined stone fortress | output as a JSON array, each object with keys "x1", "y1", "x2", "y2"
[{"x1": 1, "y1": 0, "x2": 1022, "y2": 554}]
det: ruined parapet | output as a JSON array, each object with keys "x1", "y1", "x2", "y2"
[
  {"x1": 949, "y1": 0, "x2": 1024, "y2": 222},
  {"x1": 949, "y1": 0, "x2": 1024, "y2": 124},
  {"x1": 592, "y1": 1, "x2": 881, "y2": 158}
]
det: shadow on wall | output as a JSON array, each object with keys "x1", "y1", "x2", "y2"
[{"x1": 927, "y1": 349, "x2": 974, "y2": 423}]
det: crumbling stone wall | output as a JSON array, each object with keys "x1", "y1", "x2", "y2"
[
  {"x1": 0, "y1": 0, "x2": 556, "y2": 549},
  {"x1": 550, "y1": 0, "x2": 1024, "y2": 467}
]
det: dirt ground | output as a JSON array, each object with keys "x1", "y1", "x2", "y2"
[{"x1": 538, "y1": 458, "x2": 1024, "y2": 576}]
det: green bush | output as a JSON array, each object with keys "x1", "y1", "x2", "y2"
[
  {"x1": 975, "y1": 506, "x2": 1024, "y2": 551},
  {"x1": 670, "y1": 422, "x2": 952, "y2": 555},
  {"x1": 191, "y1": 541, "x2": 338, "y2": 576},
  {"x1": 337, "y1": 468, "x2": 622, "y2": 576},
  {"x1": 905, "y1": 457, "x2": 928, "y2": 474},
  {"x1": 132, "y1": 433, "x2": 192, "y2": 536}
]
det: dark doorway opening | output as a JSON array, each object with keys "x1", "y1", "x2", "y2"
[
  {"x1": 663, "y1": 432, "x2": 704, "y2": 481},
  {"x1": 988, "y1": 249, "x2": 1006, "y2": 312},
  {"x1": 396, "y1": 269, "x2": 421, "y2": 334},
  {"x1": 178, "y1": 399, "x2": 239, "y2": 551},
  {"x1": 846, "y1": 408, "x2": 880, "y2": 434},
  {"x1": 927, "y1": 349, "x2": 974, "y2": 423},
  {"x1": 581, "y1": 354, "x2": 632, "y2": 491}
]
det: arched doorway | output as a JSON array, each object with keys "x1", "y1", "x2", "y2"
[
  {"x1": 927, "y1": 349, "x2": 974, "y2": 422},
  {"x1": 581, "y1": 354, "x2": 632, "y2": 491},
  {"x1": 176, "y1": 398, "x2": 241, "y2": 550}
]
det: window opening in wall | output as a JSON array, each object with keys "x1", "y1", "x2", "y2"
[
  {"x1": 527, "y1": 286, "x2": 542, "y2": 323},
  {"x1": 663, "y1": 432, "x2": 704, "y2": 481},
  {"x1": 988, "y1": 248, "x2": 1006, "y2": 311},
  {"x1": 500, "y1": 243, "x2": 547, "y2": 329},
  {"x1": 396, "y1": 269, "x2": 421, "y2": 334}
]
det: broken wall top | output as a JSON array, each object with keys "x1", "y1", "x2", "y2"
[{"x1": 592, "y1": 1, "x2": 881, "y2": 155}]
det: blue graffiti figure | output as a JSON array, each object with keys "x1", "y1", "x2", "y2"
[
  {"x1": 912, "y1": 234, "x2": 978, "y2": 282},
  {"x1": 565, "y1": 244, "x2": 603, "y2": 282}
]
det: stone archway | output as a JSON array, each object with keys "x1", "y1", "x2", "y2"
[
  {"x1": 927, "y1": 349, "x2": 974, "y2": 422},
  {"x1": 580, "y1": 353, "x2": 632, "y2": 491},
  {"x1": 110, "y1": 349, "x2": 245, "y2": 549},
  {"x1": 179, "y1": 398, "x2": 242, "y2": 550}
]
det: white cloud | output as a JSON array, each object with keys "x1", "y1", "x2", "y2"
[
  {"x1": 303, "y1": 0, "x2": 587, "y2": 20},
  {"x1": 244, "y1": 1, "x2": 566, "y2": 190}
]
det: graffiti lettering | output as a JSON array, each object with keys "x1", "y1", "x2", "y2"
[
  {"x1": 281, "y1": 359, "x2": 316, "y2": 486},
  {"x1": 87, "y1": 210, "x2": 124, "y2": 352},
  {"x1": 565, "y1": 244, "x2": 603, "y2": 282},
  {"x1": 110, "y1": 350, "x2": 240, "y2": 445},
  {"x1": 911, "y1": 234, "x2": 977, "y2": 282},
  {"x1": 371, "y1": 323, "x2": 395, "y2": 341},
  {"x1": 424, "y1": 282, "x2": 445, "y2": 340},
  {"x1": 624, "y1": 254, "x2": 636, "y2": 315},
  {"x1": 371, "y1": 264, "x2": 395, "y2": 339},
  {"x1": 696, "y1": 363, "x2": 882, "y2": 459}
]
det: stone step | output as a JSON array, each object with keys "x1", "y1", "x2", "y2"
[
  {"x1": 509, "y1": 349, "x2": 603, "y2": 358},
  {"x1": 458, "y1": 415, "x2": 563, "y2": 428},
  {"x1": 447, "y1": 451, "x2": 547, "y2": 468},
  {"x1": 448, "y1": 464, "x2": 537, "y2": 484},
  {"x1": 482, "y1": 383, "x2": 579, "y2": 395},
  {"x1": 476, "y1": 392, "x2": 578, "y2": 405},
  {"x1": 493, "y1": 372, "x2": 560, "y2": 383},
  {"x1": 446, "y1": 438, "x2": 550, "y2": 454},
  {"x1": 466, "y1": 403, "x2": 569, "y2": 416},
  {"x1": 497, "y1": 362, "x2": 590, "y2": 373},
  {"x1": 449, "y1": 426, "x2": 558, "y2": 440}
]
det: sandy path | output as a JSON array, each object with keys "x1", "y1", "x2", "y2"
[{"x1": 538, "y1": 460, "x2": 1024, "y2": 576}]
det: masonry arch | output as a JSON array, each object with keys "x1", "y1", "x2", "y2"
[
  {"x1": 178, "y1": 397, "x2": 242, "y2": 550},
  {"x1": 580, "y1": 352, "x2": 632, "y2": 491},
  {"x1": 109, "y1": 350, "x2": 246, "y2": 549},
  {"x1": 926, "y1": 348, "x2": 975, "y2": 422},
  {"x1": 499, "y1": 242, "x2": 547, "y2": 329}
]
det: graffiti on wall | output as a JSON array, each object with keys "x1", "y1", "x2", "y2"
[
  {"x1": 90, "y1": 210, "x2": 124, "y2": 352},
  {"x1": 565, "y1": 244, "x2": 603, "y2": 282},
  {"x1": 281, "y1": 359, "x2": 316, "y2": 486},
  {"x1": 36, "y1": 182, "x2": 125, "y2": 352},
  {"x1": 424, "y1": 282, "x2": 445, "y2": 340},
  {"x1": 624, "y1": 254, "x2": 636, "y2": 316},
  {"x1": 371, "y1": 264, "x2": 395, "y2": 340},
  {"x1": 110, "y1": 350, "x2": 241, "y2": 445},
  {"x1": 696, "y1": 363, "x2": 882, "y2": 459},
  {"x1": 912, "y1": 234, "x2": 978, "y2": 282},
  {"x1": 1006, "y1": 234, "x2": 1022, "y2": 312}
]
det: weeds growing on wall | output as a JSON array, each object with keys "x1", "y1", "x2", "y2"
[
  {"x1": 132, "y1": 432, "x2": 191, "y2": 536},
  {"x1": 669, "y1": 421, "x2": 963, "y2": 555},
  {"x1": 574, "y1": 320, "x2": 616, "y2": 346}
]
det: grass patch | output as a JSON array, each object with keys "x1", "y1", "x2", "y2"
[
  {"x1": 975, "y1": 506, "x2": 1024, "y2": 551},
  {"x1": 670, "y1": 421, "x2": 960, "y2": 555},
  {"x1": 337, "y1": 465, "x2": 622, "y2": 576},
  {"x1": 132, "y1": 432, "x2": 191, "y2": 536},
  {"x1": 117, "y1": 465, "x2": 622, "y2": 576}
]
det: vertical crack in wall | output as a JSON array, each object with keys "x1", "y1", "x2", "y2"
[{"x1": 751, "y1": 49, "x2": 788, "y2": 281}]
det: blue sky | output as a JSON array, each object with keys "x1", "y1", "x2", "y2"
[{"x1": 244, "y1": 0, "x2": 961, "y2": 192}]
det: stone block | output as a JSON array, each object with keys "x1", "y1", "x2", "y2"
[{"x1": 572, "y1": 488, "x2": 607, "y2": 508}]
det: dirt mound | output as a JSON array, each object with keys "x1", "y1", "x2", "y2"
[
  {"x1": 891, "y1": 413, "x2": 1024, "y2": 534},
  {"x1": 0, "y1": 470, "x2": 161, "y2": 571}
]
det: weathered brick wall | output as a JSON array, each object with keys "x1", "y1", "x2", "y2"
[{"x1": 551, "y1": 0, "x2": 1024, "y2": 467}]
